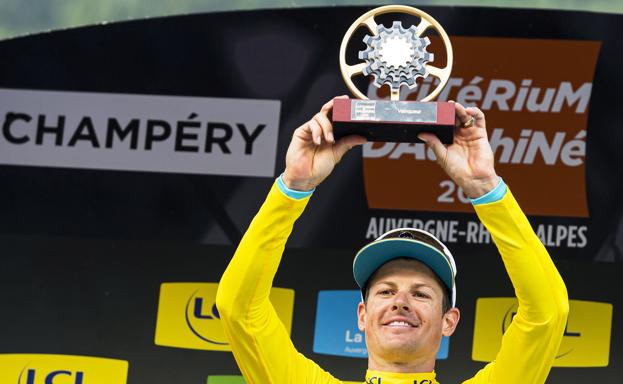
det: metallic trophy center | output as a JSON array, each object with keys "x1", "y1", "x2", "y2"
[
  {"x1": 378, "y1": 35, "x2": 414, "y2": 68},
  {"x1": 359, "y1": 21, "x2": 434, "y2": 92}
]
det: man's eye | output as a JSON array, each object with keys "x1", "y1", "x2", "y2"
[
  {"x1": 414, "y1": 291, "x2": 430, "y2": 299},
  {"x1": 378, "y1": 289, "x2": 393, "y2": 295}
]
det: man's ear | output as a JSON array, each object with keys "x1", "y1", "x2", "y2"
[
  {"x1": 357, "y1": 301, "x2": 366, "y2": 332},
  {"x1": 442, "y1": 307, "x2": 460, "y2": 337}
]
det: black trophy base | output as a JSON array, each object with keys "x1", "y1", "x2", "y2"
[{"x1": 332, "y1": 98, "x2": 455, "y2": 144}]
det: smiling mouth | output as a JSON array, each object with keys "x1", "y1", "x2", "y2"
[{"x1": 384, "y1": 320, "x2": 418, "y2": 328}]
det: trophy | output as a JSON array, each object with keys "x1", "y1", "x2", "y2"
[{"x1": 332, "y1": 5, "x2": 455, "y2": 143}]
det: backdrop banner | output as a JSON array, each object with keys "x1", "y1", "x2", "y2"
[{"x1": 0, "y1": 5, "x2": 621, "y2": 384}]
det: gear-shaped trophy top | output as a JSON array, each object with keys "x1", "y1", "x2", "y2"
[
  {"x1": 339, "y1": 5, "x2": 453, "y2": 102},
  {"x1": 359, "y1": 21, "x2": 434, "y2": 92}
]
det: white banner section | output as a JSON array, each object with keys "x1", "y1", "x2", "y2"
[{"x1": 0, "y1": 88, "x2": 281, "y2": 177}]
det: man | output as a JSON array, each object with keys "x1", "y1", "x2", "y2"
[{"x1": 216, "y1": 96, "x2": 569, "y2": 383}]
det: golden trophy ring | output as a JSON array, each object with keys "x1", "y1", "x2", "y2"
[{"x1": 339, "y1": 5, "x2": 453, "y2": 102}]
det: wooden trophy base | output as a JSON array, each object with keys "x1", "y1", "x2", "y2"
[{"x1": 332, "y1": 98, "x2": 455, "y2": 143}]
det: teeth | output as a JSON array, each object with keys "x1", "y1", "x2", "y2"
[{"x1": 389, "y1": 321, "x2": 411, "y2": 327}]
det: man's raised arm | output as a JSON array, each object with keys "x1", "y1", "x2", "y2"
[
  {"x1": 215, "y1": 97, "x2": 366, "y2": 383},
  {"x1": 419, "y1": 102, "x2": 569, "y2": 384}
]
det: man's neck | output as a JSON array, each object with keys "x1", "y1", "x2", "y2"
[{"x1": 367, "y1": 354, "x2": 435, "y2": 373}]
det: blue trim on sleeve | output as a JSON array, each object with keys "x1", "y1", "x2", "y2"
[
  {"x1": 470, "y1": 177, "x2": 507, "y2": 205},
  {"x1": 277, "y1": 173, "x2": 315, "y2": 200}
]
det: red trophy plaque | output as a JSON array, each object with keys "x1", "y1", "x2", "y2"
[{"x1": 332, "y1": 5, "x2": 455, "y2": 143}]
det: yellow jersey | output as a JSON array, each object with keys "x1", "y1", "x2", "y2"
[{"x1": 216, "y1": 182, "x2": 568, "y2": 383}]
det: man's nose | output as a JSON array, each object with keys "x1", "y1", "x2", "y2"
[{"x1": 391, "y1": 291, "x2": 410, "y2": 312}]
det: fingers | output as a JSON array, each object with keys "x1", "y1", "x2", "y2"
[
  {"x1": 307, "y1": 96, "x2": 349, "y2": 145},
  {"x1": 308, "y1": 118, "x2": 323, "y2": 145},
  {"x1": 452, "y1": 101, "x2": 471, "y2": 127},
  {"x1": 314, "y1": 112, "x2": 334, "y2": 143},
  {"x1": 296, "y1": 95, "x2": 350, "y2": 146},
  {"x1": 452, "y1": 100, "x2": 486, "y2": 129},
  {"x1": 466, "y1": 106, "x2": 485, "y2": 124},
  {"x1": 333, "y1": 135, "x2": 367, "y2": 163},
  {"x1": 417, "y1": 132, "x2": 447, "y2": 167},
  {"x1": 300, "y1": 112, "x2": 333, "y2": 146},
  {"x1": 320, "y1": 99, "x2": 334, "y2": 114}
]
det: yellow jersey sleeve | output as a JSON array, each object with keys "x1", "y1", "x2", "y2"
[
  {"x1": 463, "y1": 188, "x2": 569, "y2": 384},
  {"x1": 216, "y1": 182, "x2": 343, "y2": 384}
]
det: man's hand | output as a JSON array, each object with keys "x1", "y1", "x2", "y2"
[
  {"x1": 282, "y1": 96, "x2": 367, "y2": 191},
  {"x1": 418, "y1": 102, "x2": 498, "y2": 198}
]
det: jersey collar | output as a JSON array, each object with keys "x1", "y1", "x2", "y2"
[{"x1": 365, "y1": 370, "x2": 439, "y2": 384}]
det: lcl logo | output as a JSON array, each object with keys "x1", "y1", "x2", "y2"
[
  {"x1": 184, "y1": 290, "x2": 229, "y2": 345},
  {"x1": 19, "y1": 369, "x2": 84, "y2": 384},
  {"x1": 366, "y1": 378, "x2": 433, "y2": 384},
  {"x1": 155, "y1": 282, "x2": 294, "y2": 352}
]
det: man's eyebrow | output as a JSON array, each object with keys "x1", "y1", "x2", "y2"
[
  {"x1": 373, "y1": 281, "x2": 397, "y2": 288},
  {"x1": 373, "y1": 281, "x2": 437, "y2": 292},
  {"x1": 412, "y1": 283, "x2": 434, "y2": 289}
]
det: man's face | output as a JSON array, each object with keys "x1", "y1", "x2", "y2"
[{"x1": 357, "y1": 258, "x2": 460, "y2": 364}]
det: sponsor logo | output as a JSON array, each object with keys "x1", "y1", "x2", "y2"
[
  {"x1": 363, "y1": 37, "x2": 600, "y2": 218},
  {"x1": 0, "y1": 89, "x2": 280, "y2": 177},
  {"x1": 313, "y1": 290, "x2": 448, "y2": 359},
  {"x1": 0, "y1": 354, "x2": 128, "y2": 384},
  {"x1": 207, "y1": 375, "x2": 359, "y2": 384},
  {"x1": 367, "y1": 378, "x2": 434, "y2": 384},
  {"x1": 154, "y1": 282, "x2": 294, "y2": 351},
  {"x1": 472, "y1": 298, "x2": 613, "y2": 367}
]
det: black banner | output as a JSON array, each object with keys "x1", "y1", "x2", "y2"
[{"x1": 0, "y1": 6, "x2": 621, "y2": 384}]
